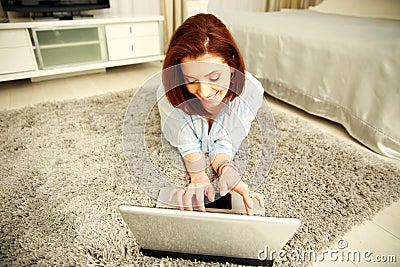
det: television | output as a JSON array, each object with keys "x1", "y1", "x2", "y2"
[{"x1": 1, "y1": 0, "x2": 110, "y2": 19}]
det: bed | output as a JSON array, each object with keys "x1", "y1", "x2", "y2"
[{"x1": 211, "y1": 0, "x2": 400, "y2": 160}]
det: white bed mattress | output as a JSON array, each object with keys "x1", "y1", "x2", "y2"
[{"x1": 214, "y1": 9, "x2": 400, "y2": 159}]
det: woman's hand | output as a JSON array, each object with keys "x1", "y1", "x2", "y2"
[
  {"x1": 219, "y1": 166, "x2": 264, "y2": 216},
  {"x1": 168, "y1": 176, "x2": 216, "y2": 212}
]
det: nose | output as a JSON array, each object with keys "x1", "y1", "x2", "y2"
[{"x1": 197, "y1": 82, "x2": 213, "y2": 98}]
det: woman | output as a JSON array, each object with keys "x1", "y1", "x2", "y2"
[{"x1": 157, "y1": 13, "x2": 265, "y2": 215}]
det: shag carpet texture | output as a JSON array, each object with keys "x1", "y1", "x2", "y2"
[{"x1": 0, "y1": 88, "x2": 399, "y2": 266}]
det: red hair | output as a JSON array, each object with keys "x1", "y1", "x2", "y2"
[{"x1": 162, "y1": 13, "x2": 245, "y2": 116}]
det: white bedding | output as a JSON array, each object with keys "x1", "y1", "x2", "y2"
[{"x1": 214, "y1": 9, "x2": 400, "y2": 159}]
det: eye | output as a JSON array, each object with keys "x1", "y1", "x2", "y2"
[
  {"x1": 185, "y1": 78, "x2": 197, "y2": 85},
  {"x1": 209, "y1": 73, "x2": 221, "y2": 82}
]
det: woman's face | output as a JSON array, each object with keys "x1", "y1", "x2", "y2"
[{"x1": 181, "y1": 54, "x2": 231, "y2": 106}]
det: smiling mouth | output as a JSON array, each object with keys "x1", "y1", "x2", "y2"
[{"x1": 202, "y1": 92, "x2": 218, "y2": 102}]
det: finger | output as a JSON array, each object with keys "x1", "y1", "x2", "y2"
[
  {"x1": 168, "y1": 188, "x2": 179, "y2": 202},
  {"x1": 218, "y1": 178, "x2": 229, "y2": 196},
  {"x1": 184, "y1": 188, "x2": 195, "y2": 211},
  {"x1": 251, "y1": 192, "x2": 265, "y2": 208},
  {"x1": 242, "y1": 193, "x2": 254, "y2": 216},
  {"x1": 206, "y1": 184, "x2": 216, "y2": 202},
  {"x1": 195, "y1": 187, "x2": 206, "y2": 212},
  {"x1": 176, "y1": 189, "x2": 185, "y2": 210}
]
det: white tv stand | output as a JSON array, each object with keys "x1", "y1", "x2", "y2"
[{"x1": 0, "y1": 16, "x2": 164, "y2": 82}]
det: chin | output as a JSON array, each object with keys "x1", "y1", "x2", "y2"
[{"x1": 201, "y1": 99, "x2": 222, "y2": 107}]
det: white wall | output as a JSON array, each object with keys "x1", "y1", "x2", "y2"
[
  {"x1": 207, "y1": 0, "x2": 267, "y2": 12},
  {"x1": 92, "y1": 0, "x2": 161, "y2": 17},
  {"x1": 183, "y1": 0, "x2": 209, "y2": 19}
]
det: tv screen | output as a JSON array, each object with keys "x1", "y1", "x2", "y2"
[{"x1": 1, "y1": 0, "x2": 110, "y2": 13}]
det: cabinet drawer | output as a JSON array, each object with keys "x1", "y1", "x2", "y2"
[
  {"x1": 105, "y1": 22, "x2": 159, "y2": 39},
  {"x1": 107, "y1": 36, "x2": 160, "y2": 61},
  {"x1": 0, "y1": 47, "x2": 36, "y2": 74},
  {"x1": 0, "y1": 29, "x2": 31, "y2": 48}
]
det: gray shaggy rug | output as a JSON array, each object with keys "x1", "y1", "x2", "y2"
[{"x1": 0, "y1": 87, "x2": 399, "y2": 267}]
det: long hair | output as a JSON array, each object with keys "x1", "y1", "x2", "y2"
[{"x1": 162, "y1": 13, "x2": 245, "y2": 116}]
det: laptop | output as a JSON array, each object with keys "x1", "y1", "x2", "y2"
[{"x1": 118, "y1": 188, "x2": 301, "y2": 266}]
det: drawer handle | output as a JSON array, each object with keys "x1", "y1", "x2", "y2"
[
  {"x1": 131, "y1": 44, "x2": 134, "y2": 51},
  {"x1": 130, "y1": 26, "x2": 132, "y2": 34}
]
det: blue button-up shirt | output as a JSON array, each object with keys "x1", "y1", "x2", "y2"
[{"x1": 157, "y1": 71, "x2": 264, "y2": 158}]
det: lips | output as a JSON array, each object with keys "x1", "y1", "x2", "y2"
[{"x1": 203, "y1": 92, "x2": 218, "y2": 102}]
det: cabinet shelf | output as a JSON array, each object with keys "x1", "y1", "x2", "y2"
[
  {"x1": 32, "y1": 26, "x2": 107, "y2": 69},
  {"x1": 38, "y1": 40, "x2": 101, "y2": 50}
]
